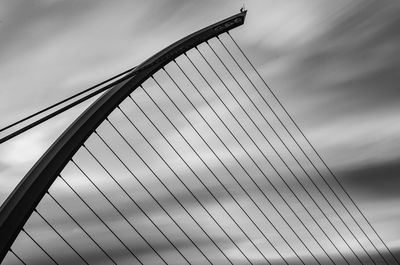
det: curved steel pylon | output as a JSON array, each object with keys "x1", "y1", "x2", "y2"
[{"x1": 0, "y1": 11, "x2": 247, "y2": 263}]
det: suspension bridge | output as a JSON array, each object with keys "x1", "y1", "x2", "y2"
[{"x1": 0, "y1": 10, "x2": 398, "y2": 265}]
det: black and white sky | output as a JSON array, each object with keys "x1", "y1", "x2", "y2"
[{"x1": 1, "y1": 0, "x2": 400, "y2": 264}]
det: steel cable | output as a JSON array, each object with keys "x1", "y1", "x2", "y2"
[
  {"x1": 21, "y1": 229, "x2": 58, "y2": 264},
  {"x1": 10, "y1": 249, "x2": 26, "y2": 265},
  {"x1": 127, "y1": 93, "x2": 276, "y2": 264},
  {"x1": 46, "y1": 191, "x2": 118, "y2": 265},
  {"x1": 217, "y1": 35, "x2": 378, "y2": 265},
  {"x1": 227, "y1": 31, "x2": 399, "y2": 265},
  {"x1": 203, "y1": 41, "x2": 358, "y2": 264},
  {"x1": 59, "y1": 174, "x2": 139, "y2": 264},
  {"x1": 34, "y1": 209, "x2": 89, "y2": 264},
  {"x1": 194, "y1": 46, "x2": 343, "y2": 264}
]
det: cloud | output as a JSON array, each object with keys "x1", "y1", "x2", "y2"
[{"x1": 339, "y1": 158, "x2": 400, "y2": 200}]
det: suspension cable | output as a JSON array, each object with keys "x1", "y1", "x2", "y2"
[
  {"x1": 70, "y1": 159, "x2": 143, "y2": 264},
  {"x1": 204, "y1": 41, "x2": 360, "y2": 264},
  {"x1": 0, "y1": 66, "x2": 136, "y2": 144},
  {"x1": 82, "y1": 143, "x2": 173, "y2": 265},
  {"x1": 116, "y1": 104, "x2": 248, "y2": 265},
  {"x1": 93, "y1": 130, "x2": 198, "y2": 265},
  {"x1": 108, "y1": 117, "x2": 241, "y2": 264},
  {"x1": 149, "y1": 69, "x2": 305, "y2": 264},
  {"x1": 171, "y1": 56, "x2": 329, "y2": 263},
  {"x1": 22, "y1": 229, "x2": 58, "y2": 264},
  {"x1": 59, "y1": 174, "x2": 140, "y2": 264},
  {"x1": 227, "y1": 31, "x2": 399, "y2": 265},
  {"x1": 10, "y1": 249, "x2": 26, "y2": 265},
  {"x1": 107, "y1": 117, "x2": 214, "y2": 265},
  {"x1": 46, "y1": 191, "x2": 118, "y2": 265},
  {"x1": 125, "y1": 95, "x2": 274, "y2": 264},
  {"x1": 175, "y1": 57, "x2": 317, "y2": 264},
  {"x1": 194, "y1": 46, "x2": 343, "y2": 264},
  {"x1": 216, "y1": 35, "x2": 379, "y2": 264},
  {"x1": 34, "y1": 209, "x2": 89, "y2": 264}
]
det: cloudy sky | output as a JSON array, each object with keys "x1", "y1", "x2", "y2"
[{"x1": 1, "y1": 0, "x2": 400, "y2": 264}]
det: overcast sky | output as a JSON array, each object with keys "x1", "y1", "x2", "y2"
[{"x1": 1, "y1": 0, "x2": 400, "y2": 264}]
